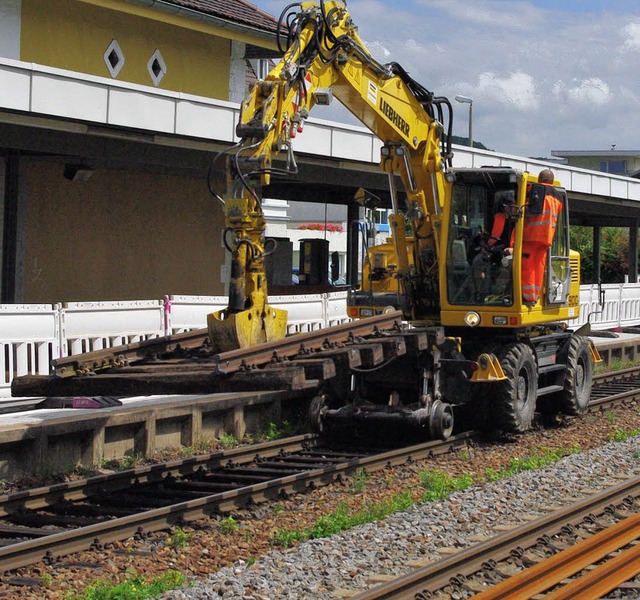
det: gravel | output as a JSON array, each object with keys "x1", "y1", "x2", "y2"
[{"x1": 163, "y1": 434, "x2": 640, "y2": 600}]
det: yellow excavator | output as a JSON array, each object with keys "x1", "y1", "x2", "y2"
[{"x1": 209, "y1": 0, "x2": 600, "y2": 437}]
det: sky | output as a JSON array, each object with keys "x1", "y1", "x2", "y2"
[{"x1": 249, "y1": 0, "x2": 640, "y2": 158}]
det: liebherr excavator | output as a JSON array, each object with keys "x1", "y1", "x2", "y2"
[
  {"x1": 12, "y1": 1, "x2": 599, "y2": 441},
  {"x1": 208, "y1": 0, "x2": 599, "y2": 438}
]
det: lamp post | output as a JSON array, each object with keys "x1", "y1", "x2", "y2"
[{"x1": 454, "y1": 95, "x2": 473, "y2": 148}]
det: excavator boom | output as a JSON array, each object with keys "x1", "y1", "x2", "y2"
[{"x1": 209, "y1": 0, "x2": 454, "y2": 350}]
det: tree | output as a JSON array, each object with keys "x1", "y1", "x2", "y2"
[{"x1": 570, "y1": 226, "x2": 634, "y2": 283}]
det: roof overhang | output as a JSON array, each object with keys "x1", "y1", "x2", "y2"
[{"x1": 78, "y1": 0, "x2": 279, "y2": 51}]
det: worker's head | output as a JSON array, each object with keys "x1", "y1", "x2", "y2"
[
  {"x1": 538, "y1": 169, "x2": 554, "y2": 184},
  {"x1": 495, "y1": 190, "x2": 519, "y2": 218}
]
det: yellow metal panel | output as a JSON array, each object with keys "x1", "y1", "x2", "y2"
[{"x1": 21, "y1": 0, "x2": 231, "y2": 99}]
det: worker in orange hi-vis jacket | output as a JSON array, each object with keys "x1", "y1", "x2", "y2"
[{"x1": 521, "y1": 169, "x2": 563, "y2": 305}]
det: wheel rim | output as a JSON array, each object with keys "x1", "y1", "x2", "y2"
[
  {"x1": 429, "y1": 400, "x2": 454, "y2": 440},
  {"x1": 575, "y1": 359, "x2": 586, "y2": 392},
  {"x1": 516, "y1": 373, "x2": 527, "y2": 409}
]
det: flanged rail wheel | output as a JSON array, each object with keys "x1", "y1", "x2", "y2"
[
  {"x1": 429, "y1": 399, "x2": 454, "y2": 440},
  {"x1": 494, "y1": 342, "x2": 537, "y2": 432}
]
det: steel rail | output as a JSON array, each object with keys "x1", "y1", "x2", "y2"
[
  {"x1": 0, "y1": 431, "x2": 472, "y2": 572},
  {"x1": 474, "y1": 511, "x2": 640, "y2": 599},
  {"x1": 546, "y1": 536, "x2": 640, "y2": 599},
  {"x1": 353, "y1": 475, "x2": 640, "y2": 599},
  {"x1": 51, "y1": 311, "x2": 404, "y2": 377},
  {"x1": 0, "y1": 434, "x2": 320, "y2": 517}
]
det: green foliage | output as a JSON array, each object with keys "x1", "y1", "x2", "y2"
[
  {"x1": 167, "y1": 527, "x2": 192, "y2": 550},
  {"x1": 218, "y1": 433, "x2": 238, "y2": 448},
  {"x1": 65, "y1": 569, "x2": 185, "y2": 600},
  {"x1": 40, "y1": 573, "x2": 53, "y2": 588},
  {"x1": 180, "y1": 437, "x2": 216, "y2": 456},
  {"x1": 595, "y1": 357, "x2": 639, "y2": 374},
  {"x1": 420, "y1": 470, "x2": 475, "y2": 502},
  {"x1": 570, "y1": 225, "x2": 634, "y2": 284},
  {"x1": 608, "y1": 428, "x2": 640, "y2": 442},
  {"x1": 349, "y1": 468, "x2": 369, "y2": 494},
  {"x1": 220, "y1": 516, "x2": 239, "y2": 535},
  {"x1": 271, "y1": 492, "x2": 413, "y2": 548},
  {"x1": 264, "y1": 421, "x2": 294, "y2": 441},
  {"x1": 110, "y1": 452, "x2": 144, "y2": 471},
  {"x1": 485, "y1": 446, "x2": 580, "y2": 482}
]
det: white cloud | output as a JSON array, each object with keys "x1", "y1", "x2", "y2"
[
  {"x1": 553, "y1": 78, "x2": 611, "y2": 106},
  {"x1": 250, "y1": 0, "x2": 640, "y2": 156},
  {"x1": 476, "y1": 71, "x2": 539, "y2": 110},
  {"x1": 622, "y1": 22, "x2": 640, "y2": 50}
]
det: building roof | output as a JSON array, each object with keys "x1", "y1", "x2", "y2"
[
  {"x1": 552, "y1": 150, "x2": 640, "y2": 158},
  {"x1": 164, "y1": 0, "x2": 279, "y2": 34}
]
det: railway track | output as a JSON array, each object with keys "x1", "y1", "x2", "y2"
[
  {"x1": 11, "y1": 312, "x2": 408, "y2": 397},
  {"x1": 0, "y1": 360, "x2": 638, "y2": 582},
  {"x1": 0, "y1": 432, "x2": 471, "y2": 573},
  {"x1": 353, "y1": 474, "x2": 640, "y2": 599}
]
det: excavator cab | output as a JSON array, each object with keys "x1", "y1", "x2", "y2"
[{"x1": 440, "y1": 168, "x2": 578, "y2": 328}]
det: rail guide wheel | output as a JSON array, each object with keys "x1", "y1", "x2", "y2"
[{"x1": 429, "y1": 399, "x2": 454, "y2": 440}]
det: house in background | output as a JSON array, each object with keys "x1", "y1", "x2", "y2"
[
  {"x1": 551, "y1": 149, "x2": 640, "y2": 178},
  {"x1": 0, "y1": 0, "x2": 279, "y2": 304}
]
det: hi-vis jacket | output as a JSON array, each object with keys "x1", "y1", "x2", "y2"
[{"x1": 523, "y1": 185, "x2": 563, "y2": 247}]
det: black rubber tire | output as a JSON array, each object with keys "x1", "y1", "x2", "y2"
[
  {"x1": 494, "y1": 343, "x2": 537, "y2": 432},
  {"x1": 557, "y1": 335, "x2": 593, "y2": 416}
]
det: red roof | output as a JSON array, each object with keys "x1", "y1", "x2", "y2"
[{"x1": 165, "y1": 0, "x2": 279, "y2": 34}]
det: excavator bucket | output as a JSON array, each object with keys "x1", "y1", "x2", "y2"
[{"x1": 207, "y1": 305, "x2": 288, "y2": 353}]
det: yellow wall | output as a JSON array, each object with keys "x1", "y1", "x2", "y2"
[
  {"x1": 20, "y1": 0, "x2": 231, "y2": 99},
  {"x1": 23, "y1": 161, "x2": 226, "y2": 303}
]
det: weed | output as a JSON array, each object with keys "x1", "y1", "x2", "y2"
[
  {"x1": 218, "y1": 433, "x2": 238, "y2": 449},
  {"x1": 167, "y1": 527, "x2": 192, "y2": 550},
  {"x1": 608, "y1": 428, "x2": 640, "y2": 442},
  {"x1": 247, "y1": 557, "x2": 256, "y2": 567},
  {"x1": 220, "y1": 516, "x2": 239, "y2": 535},
  {"x1": 65, "y1": 569, "x2": 185, "y2": 599},
  {"x1": 349, "y1": 468, "x2": 369, "y2": 494},
  {"x1": 606, "y1": 410, "x2": 617, "y2": 425},
  {"x1": 458, "y1": 447, "x2": 471, "y2": 461},
  {"x1": 272, "y1": 528, "x2": 305, "y2": 548},
  {"x1": 40, "y1": 573, "x2": 53, "y2": 588},
  {"x1": 595, "y1": 358, "x2": 639, "y2": 374},
  {"x1": 485, "y1": 446, "x2": 580, "y2": 482},
  {"x1": 271, "y1": 492, "x2": 413, "y2": 548},
  {"x1": 120, "y1": 452, "x2": 145, "y2": 470},
  {"x1": 240, "y1": 529, "x2": 254, "y2": 542},
  {"x1": 273, "y1": 503, "x2": 285, "y2": 517},
  {"x1": 264, "y1": 421, "x2": 294, "y2": 441},
  {"x1": 420, "y1": 470, "x2": 474, "y2": 502}
]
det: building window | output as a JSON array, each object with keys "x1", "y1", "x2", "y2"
[
  {"x1": 367, "y1": 207, "x2": 390, "y2": 232},
  {"x1": 147, "y1": 50, "x2": 167, "y2": 87},
  {"x1": 104, "y1": 39, "x2": 125, "y2": 78},
  {"x1": 599, "y1": 160, "x2": 627, "y2": 175}
]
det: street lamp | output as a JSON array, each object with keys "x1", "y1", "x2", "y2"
[{"x1": 454, "y1": 95, "x2": 473, "y2": 148}]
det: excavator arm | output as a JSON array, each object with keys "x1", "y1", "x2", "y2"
[{"x1": 209, "y1": 0, "x2": 454, "y2": 351}]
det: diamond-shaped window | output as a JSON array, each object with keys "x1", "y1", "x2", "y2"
[
  {"x1": 104, "y1": 39, "x2": 125, "y2": 78},
  {"x1": 147, "y1": 50, "x2": 167, "y2": 87}
]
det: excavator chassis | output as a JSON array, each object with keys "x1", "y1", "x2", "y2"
[{"x1": 11, "y1": 312, "x2": 457, "y2": 443}]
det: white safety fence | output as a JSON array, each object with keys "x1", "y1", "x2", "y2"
[
  {"x1": 0, "y1": 292, "x2": 351, "y2": 397},
  {"x1": 1, "y1": 285, "x2": 639, "y2": 397}
]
